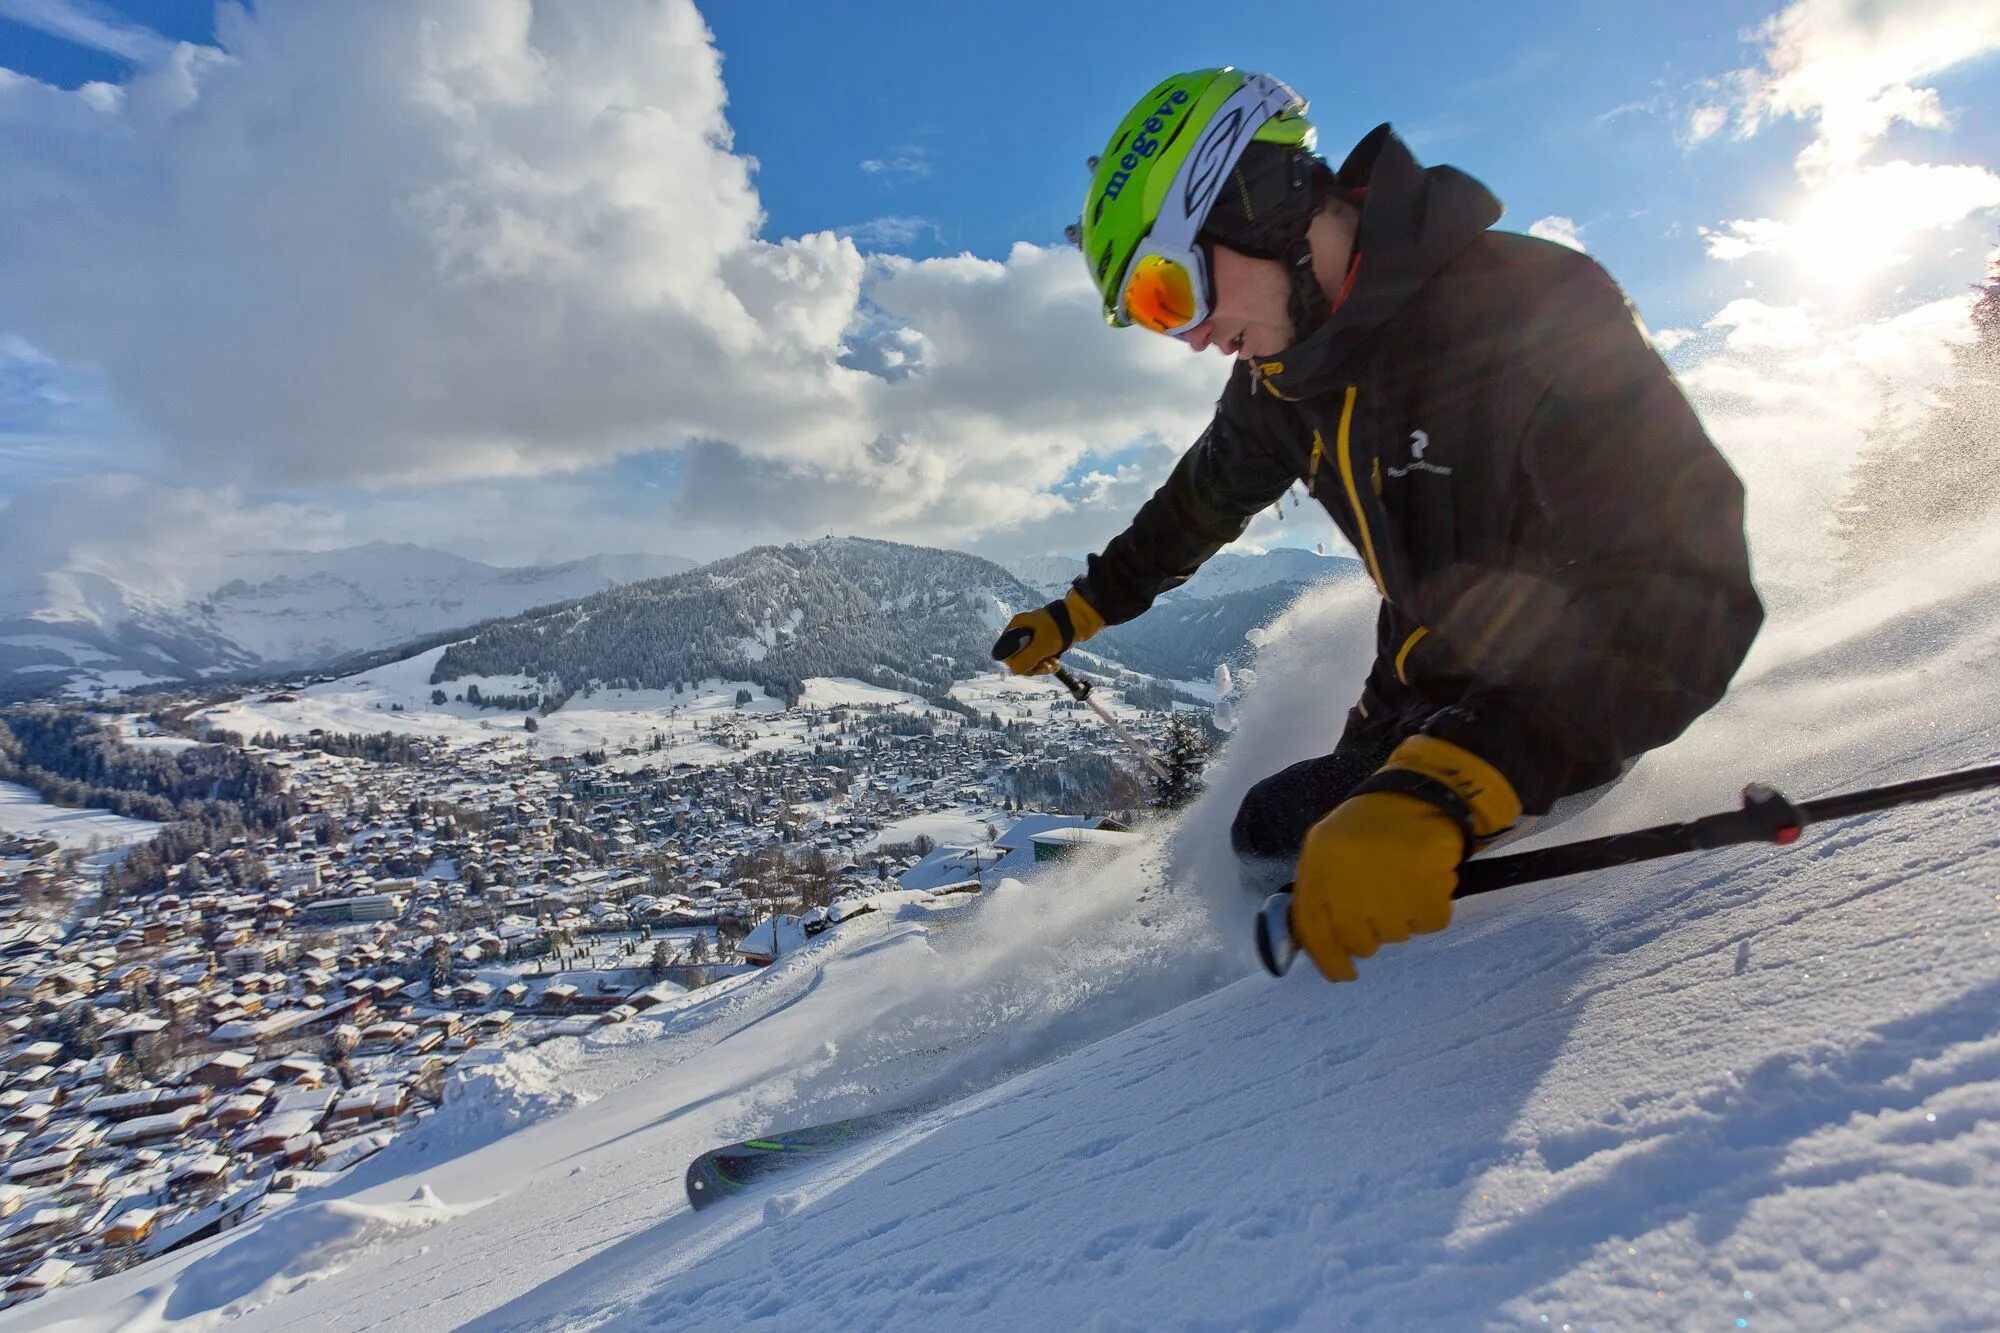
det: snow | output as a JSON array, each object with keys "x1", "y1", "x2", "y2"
[
  {"x1": 194, "y1": 641, "x2": 1153, "y2": 794},
  {"x1": 111, "y1": 714, "x2": 201, "y2": 753},
  {"x1": 797, "y1": 676, "x2": 926, "y2": 709},
  {"x1": 4, "y1": 544, "x2": 692, "y2": 697},
  {"x1": 0, "y1": 780, "x2": 162, "y2": 864},
  {"x1": 19, "y1": 518, "x2": 2000, "y2": 1330},
  {"x1": 736, "y1": 913, "x2": 808, "y2": 960},
  {"x1": 198, "y1": 653, "x2": 947, "y2": 775},
  {"x1": 859, "y1": 808, "x2": 1001, "y2": 853},
  {"x1": 382, "y1": 1046, "x2": 593, "y2": 1163},
  {"x1": 120, "y1": 1183, "x2": 486, "y2": 1324},
  {"x1": 0, "y1": 634, "x2": 116, "y2": 665}
]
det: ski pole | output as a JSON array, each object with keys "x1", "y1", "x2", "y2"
[
  {"x1": 1049, "y1": 663, "x2": 1170, "y2": 782},
  {"x1": 1256, "y1": 760, "x2": 2000, "y2": 978}
]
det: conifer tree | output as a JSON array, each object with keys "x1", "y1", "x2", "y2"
[{"x1": 1151, "y1": 712, "x2": 1212, "y2": 811}]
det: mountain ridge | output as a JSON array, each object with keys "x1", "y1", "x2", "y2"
[{"x1": 0, "y1": 544, "x2": 693, "y2": 701}]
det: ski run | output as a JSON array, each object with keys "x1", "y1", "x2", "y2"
[{"x1": 19, "y1": 527, "x2": 2000, "y2": 1331}]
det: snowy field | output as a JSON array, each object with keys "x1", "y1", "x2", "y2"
[
  {"x1": 0, "y1": 780, "x2": 161, "y2": 866},
  {"x1": 112, "y1": 714, "x2": 201, "y2": 753},
  {"x1": 23, "y1": 494, "x2": 2000, "y2": 1330},
  {"x1": 195, "y1": 649, "x2": 1155, "y2": 777},
  {"x1": 859, "y1": 808, "x2": 1011, "y2": 854}
]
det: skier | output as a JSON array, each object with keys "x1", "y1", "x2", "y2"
[{"x1": 993, "y1": 68, "x2": 1763, "y2": 982}]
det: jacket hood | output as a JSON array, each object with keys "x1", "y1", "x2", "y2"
[{"x1": 1254, "y1": 125, "x2": 1503, "y2": 401}]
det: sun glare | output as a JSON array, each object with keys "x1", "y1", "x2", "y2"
[{"x1": 1782, "y1": 161, "x2": 2000, "y2": 294}]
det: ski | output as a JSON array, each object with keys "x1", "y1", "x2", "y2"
[{"x1": 685, "y1": 1109, "x2": 916, "y2": 1210}]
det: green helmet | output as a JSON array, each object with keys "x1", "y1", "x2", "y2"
[{"x1": 1074, "y1": 69, "x2": 1317, "y2": 328}]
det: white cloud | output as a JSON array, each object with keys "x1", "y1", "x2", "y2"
[
  {"x1": 0, "y1": 475, "x2": 344, "y2": 616},
  {"x1": 1705, "y1": 298, "x2": 1823, "y2": 351},
  {"x1": 1724, "y1": 0, "x2": 2000, "y2": 179},
  {"x1": 0, "y1": 0, "x2": 176, "y2": 64},
  {"x1": 1701, "y1": 160, "x2": 2000, "y2": 275},
  {"x1": 839, "y1": 215, "x2": 939, "y2": 250},
  {"x1": 0, "y1": 0, "x2": 1215, "y2": 569},
  {"x1": 1686, "y1": 105, "x2": 1729, "y2": 145},
  {"x1": 1700, "y1": 217, "x2": 1793, "y2": 262},
  {"x1": 860, "y1": 148, "x2": 930, "y2": 179},
  {"x1": 1526, "y1": 216, "x2": 1586, "y2": 252}
]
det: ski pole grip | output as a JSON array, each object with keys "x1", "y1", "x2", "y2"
[
  {"x1": 992, "y1": 626, "x2": 1034, "y2": 662},
  {"x1": 1255, "y1": 890, "x2": 1298, "y2": 977}
]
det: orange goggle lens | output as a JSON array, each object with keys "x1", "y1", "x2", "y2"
[{"x1": 1123, "y1": 252, "x2": 1204, "y2": 334}]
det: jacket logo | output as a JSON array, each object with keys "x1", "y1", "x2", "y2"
[{"x1": 1387, "y1": 429, "x2": 1453, "y2": 478}]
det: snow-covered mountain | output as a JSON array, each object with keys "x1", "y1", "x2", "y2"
[
  {"x1": 1003, "y1": 546, "x2": 1355, "y2": 600},
  {"x1": 27, "y1": 517, "x2": 2000, "y2": 1331},
  {"x1": 1003, "y1": 546, "x2": 1367, "y2": 682},
  {"x1": 429, "y1": 536, "x2": 1044, "y2": 700},
  {"x1": 0, "y1": 543, "x2": 692, "y2": 700}
]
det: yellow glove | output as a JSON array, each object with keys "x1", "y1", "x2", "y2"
[
  {"x1": 1291, "y1": 735, "x2": 1522, "y2": 983},
  {"x1": 990, "y1": 587, "x2": 1106, "y2": 676}
]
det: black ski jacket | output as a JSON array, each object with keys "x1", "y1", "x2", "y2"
[{"x1": 1076, "y1": 125, "x2": 1764, "y2": 813}]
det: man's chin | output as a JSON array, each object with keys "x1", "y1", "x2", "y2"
[{"x1": 1248, "y1": 329, "x2": 1298, "y2": 359}]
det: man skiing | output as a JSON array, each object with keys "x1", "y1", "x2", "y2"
[{"x1": 992, "y1": 68, "x2": 1763, "y2": 983}]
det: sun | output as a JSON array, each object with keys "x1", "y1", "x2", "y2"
[{"x1": 1785, "y1": 173, "x2": 1914, "y2": 284}]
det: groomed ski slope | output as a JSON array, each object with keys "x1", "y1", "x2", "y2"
[{"x1": 24, "y1": 526, "x2": 2000, "y2": 1332}]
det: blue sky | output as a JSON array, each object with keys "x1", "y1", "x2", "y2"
[{"x1": 1, "y1": 0, "x2": 1996, "y2": 586}]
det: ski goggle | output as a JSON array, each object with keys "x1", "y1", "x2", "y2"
[{"x1": 1118, "y1": 237, "x2": 1214, "y2": 337}]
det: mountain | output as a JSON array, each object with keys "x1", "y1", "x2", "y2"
[
  {"x1": 430, "y1": 536, "x2": 1044, "y2": 700},
  {"x1": 0, "y1": 536, "x2": 1352, "y2": 704},
  {"x1": 1003, "y1": 547, "x2": 1366, "y2": 681},
  {"x1": 0, "y1": 543, "x2": 692, "y2": 700},
  {"x1": 1174, "y1": 546, "x2": 1356, "y2": 599},
  {"x1": 1001, "y1": 554, "x2": 1089, "y2": 597},
  {"x1": 1089, "y1": 580, "x2": 1319, "y2": 680},
  {"x1": 1001, "y1": 546, "x2": 1355, "y2": 601}
]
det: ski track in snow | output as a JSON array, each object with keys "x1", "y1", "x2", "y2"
[{"x1": 21, "y1": 525, "x2": 2000, "y2": 1331}]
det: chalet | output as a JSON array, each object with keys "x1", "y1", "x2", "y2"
[
  {"x1": 4, "y1": 1103, "x2": 52, "y2": 1132},
  {"x1": 5, "y1": 1040, "x2": 59, "y2": 1069},
  {"x1": 451, "y1": 980, "x2": 495, "y2": 1009},
  {"x1": 168, "y1": 1155, "x2": 232, "y2": 1201},
  {"x1": 3, "y1": 977, "x2": 53, "y2": 1005},
  {"x1": 102, "y1": 1207, "x2": 158, "y2": 1248},
  {"x1": 6, "y1": 1149, "x2": 79, "y2": 1188},
  {"x1": 356, "y1": 1022, "x2": 415, "y2": 1055},
  {"x1": 213, "y1": 1093, "x2": 267, "y2": 1127},
  {"x1": 0, "y1": 1203, "x2": 84, "y2": 1250},
  {"x1": 77, "y1": 1052, "x2": 125, "y2": 1085},
  {"x1": 272, "y1": 1057, "x2": 329, "y2": 1087},
  {"x1": 100, "y1": 1014, "x2": 170, "y2": 1052},
  {"x1": 104, "y1": 1105, "x2": 204, "y2": 1149},
  {"x1": 326, "y1": 1083, "x2": 408, "y2": 1128},
  {"x1": 236, "y1": 1088, "x2": 334, "y2": 1157},
  {"x1": 418, "y1": 1011, "x2": 463, "y2": 1037},
  {"x1": 195, "y1": 1051, "x2": 255, "y2": 1089},
  {"x1": 59, "y1": 1165, "x2": 113, "y2": 1203},
  {"x1": 402, "y1": 1029, "x2": 443, "y2": 1056},
  {"x1": 4, "y1": 1257, "x2": 74, "y2": 1300}
]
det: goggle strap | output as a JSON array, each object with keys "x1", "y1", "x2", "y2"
[{"x1": 1148, "y1": 73, "x2": 1303, "y2": 252}]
